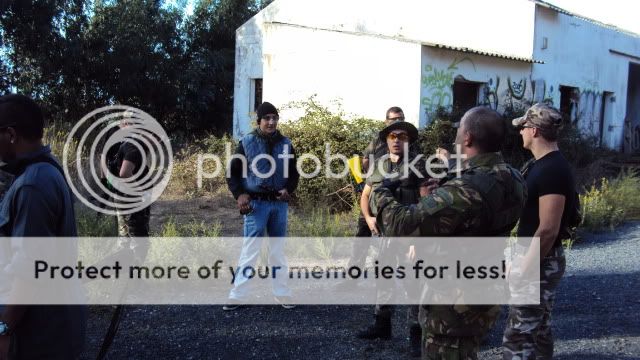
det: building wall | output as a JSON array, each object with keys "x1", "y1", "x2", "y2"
[
  {"x1": 234, "y1": 16, "x2": 265, "y2": 137},
  {"x1": 264, "y1": 0, "x2": 536, "y2": 59},
  {"x1": 260, "y1": 23, "x2": 422, "y2": 129},
  {"x1": 419, "y1": 47, "x2": 533, "y2": 127},
  {"x1": 234, "y1": 0, "x2": 640, "y2": 152},
  {"x1": 532, "y1": 6, "x2": 640, "y2": 150}
]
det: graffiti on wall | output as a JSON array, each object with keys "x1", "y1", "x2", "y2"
[
  {"x1": 566, "y1": 82, "x2": 603, "y2": 135},
  {"x1": 624, "y1": 118, "x2": 640, "y2": 153},
  {"x1": 480, "y1": 76, "x2": 500, "y2": 110},
  {"x1": 421, "y1": 57, "x2": 474, "y2": 113}
]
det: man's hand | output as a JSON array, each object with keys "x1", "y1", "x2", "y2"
[
  {"x1": 436, "y1": 147, "x2": 450, "y2": 159},
  {"x1": 0, "y1": 336, "x2": 9, "y2": 360},
  {"x1": 237, "y1": 193, "x2": 252, "y2": 214},
  {"x1": 365, "y1": 215, "x2": 379, "y2": 235},
  {"x1": 276, "y1": 189, "x2": 291, "y2": 202}
]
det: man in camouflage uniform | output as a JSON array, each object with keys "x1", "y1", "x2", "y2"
[
  {"x1": 502, "y1": 104, "x2": 576, "y2": 360},
  {"x1": 356, "y1": 121, "x2": 428, "y2": 357},
  {"x1": 370, "y1": 107, "x2": 527, "y2": 360}
]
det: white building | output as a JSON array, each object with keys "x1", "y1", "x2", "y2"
[{"x1": 233, "y1": 0, "x2": 640, "y2": 152}]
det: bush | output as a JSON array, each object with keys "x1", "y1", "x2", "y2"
[
  {"x1": 418, "y1": 107, "x2": 458, "y2": 156},
  {"x1": 166, "y1": 134, "x2": 237, "y2": 198},
  {"x1": 279, "y1": 98, "x2": 383, "y2": 211},
  {"x1": 580, "y1": 170, "x2": 640, "y2": 231},
  {"x1": 75, "y1": 205, "x2": 118, "y2": 237},
  {"x1": 155, "y1": 217, "x2": 222, "y2": 237}
]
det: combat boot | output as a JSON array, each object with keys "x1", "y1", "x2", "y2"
[
  {"x1": 356, "y1": 315, "x2": 391, "y2": 340},
  {"x1": 409, "y1": 324, "x2": 422, "y2": 357}
]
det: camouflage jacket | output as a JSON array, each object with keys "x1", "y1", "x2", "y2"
[
  {"x1": 370, "y1": 152, "x2": 526, "y2": 237},
  {"x1": 370, "y1": 152, "x2": 527, "y2": 338}
]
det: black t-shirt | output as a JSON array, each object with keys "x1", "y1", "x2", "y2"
[
  {"x1": 107, "y1": 141, "x2": 150, "y2": 188},
  {"x1": 517, "y1": 151, "x2": 576, "y2": 247}
]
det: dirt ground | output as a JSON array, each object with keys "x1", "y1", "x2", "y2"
[{"x1": 150, "y1": 192, "x2": 244, "y2": 236}]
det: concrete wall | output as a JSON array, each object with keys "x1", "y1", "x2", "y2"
[
  {"x1": 420, "y1": 47, "x2": 533, "y2": 127},
  {"x1": 243, "y1": 22, "x2": 423, "y2": 133},
  {"x1": 263, "y1": 0, "x2": 536, "y2": 59},
  {"x1": 234, "y1": 15, "x2": 265, "y2": 137},
  {"x1": 234, "y1": 0, "x2": 640, "y2": 152},
  {"x1": 532, "y1": 6, "x2": 640, "y2": 150}
]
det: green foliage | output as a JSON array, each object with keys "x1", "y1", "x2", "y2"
[
  {"x1": 418, "y1": 107, "x2": 458, "y2": 155},
  {"x1": 279, "y1": 98, "x2": 383, "y2": 210},
  {"x1": 155, "y1": 216, "x2": 222, "y2": 237},
  {"x1": 288, "y1": 207, "x2": 358, "y2": 238},
  {"x1": 287, "y1": 208, "x2": 357, "y2": 259},
  {"x1": 75, "y1": 205, "x2": 118, "y2": 237},
  {"x1": 580, "y1": 170, "x2": 640, "y2": 232},
  {"x1": 0, "y1": 0, "x2": 267, "y2": 133},
  {"x1": 167, "y1": 134, "x2": 237, "y2": 197}
]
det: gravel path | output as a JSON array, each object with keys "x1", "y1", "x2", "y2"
[{"x1": 81, "y1": 222, "x2": 640, "y2": 360}]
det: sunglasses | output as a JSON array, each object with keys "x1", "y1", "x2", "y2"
[
  {"x1": 516, "y1": 123, "x2": 537, "y2": 131},
  {"x1": 262, "y1": 115, "x2": 279, "y2": 122},
  {"x1": 387, "y1": 132, "x2": 410, "y2": 142}
]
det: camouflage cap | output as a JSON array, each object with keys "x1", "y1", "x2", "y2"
[{"x1": 512, "y1": 103, "x2": 563, "y2": 132}]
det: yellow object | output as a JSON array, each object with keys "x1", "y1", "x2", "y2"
[{"x1": 348, "y1": 156, "x2": 364, "y2": 184}]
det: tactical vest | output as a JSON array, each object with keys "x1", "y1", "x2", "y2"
[
  {"x1": 241, "y1": 132, "x2": 292, "y2": 193},
  {"x1": 424, "y1": 161, "x2": 527, "y2": 339},
  {"x1": 459, "y1": 163, "x2": 527, "y2": 236}
]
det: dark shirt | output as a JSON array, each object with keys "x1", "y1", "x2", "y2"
[
  {"x1": 0, "y1": 145, "x2": 87, "y2": 359},
  {"x1": 116, "y1": 141, "x2": 149, "y2": 180},
  {"x1": 517, "y1": 151, "x2": 576, "y2": 247},
  {"x1": 227, "y1": 131, "x2": 299, "y2": 199}
]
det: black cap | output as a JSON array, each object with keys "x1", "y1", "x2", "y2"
[
  {"x1": 379, "y1": 121, "x2": 419, "y2": 143},
  {"x1": 256, "y1": 102, "x2": 278, "y2": 122}
]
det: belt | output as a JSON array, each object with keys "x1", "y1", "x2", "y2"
[{"x1": 248, "y1": 192, "x2": 280, "y2": 201}]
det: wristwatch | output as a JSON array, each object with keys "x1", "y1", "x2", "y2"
[{"x1": 0, "y1": 321, "x2": 9, "y2": 336}]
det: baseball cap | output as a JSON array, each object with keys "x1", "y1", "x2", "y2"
[{"x1": 512, "y1": 103, "x2": 563, "y2": 132}]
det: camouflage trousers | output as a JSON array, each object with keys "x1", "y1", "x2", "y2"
[
  {"x1": 117, "y1": 206, "x2": 151, "y2": 260},
  {"x1": 502, "y1": 246, "x2": 566, "y2": 360},
  {"x1": 375, "y1": 237, "x2": 420, "y2": 328},
  {"x1": 421, "y1": 327, "x2": 480, "y2": 360}
]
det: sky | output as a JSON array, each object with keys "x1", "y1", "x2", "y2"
[{"x1": 539, "y1": 0, "x2": 639, "y2": 34}]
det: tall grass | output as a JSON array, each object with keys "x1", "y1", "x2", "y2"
[{"x1": 580, "y1": 170, "x2": 640, "y2": 231}]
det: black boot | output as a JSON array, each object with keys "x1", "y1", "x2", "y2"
[
  {"x1": 409, "y1": 325, "x2": 422, "y2": 357},
  {"x1": 356, "y1": 315, "x2": 392, "y2": 340}
]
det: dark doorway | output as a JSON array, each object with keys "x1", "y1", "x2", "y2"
[
  {"x1": 453, "y1": 78, "x2": 481, "y2": 119},
  {"x1": 252, "y1": 78, "x2": 263, "y2": 112},
  {"x1": 559, "y1": 85, "x2": 578, "y2": 123},
  {"x1": 599, "y1": 91, "x2": 614, "y2": 147},
  {"x1": 626, "y1": 63, "x2": 640, "y2": 153}
]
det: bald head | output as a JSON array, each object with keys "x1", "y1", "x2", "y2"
[{"x1": 460, "y1": 107, "x2": 506, "y2": 153}]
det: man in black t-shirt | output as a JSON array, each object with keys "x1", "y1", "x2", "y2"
[
  {"x1": 106, "y1": 118, "x2": 151, "y2": 243},
  {"x1": 503, "y1": 103, "x2": 576, "y2": 360}
]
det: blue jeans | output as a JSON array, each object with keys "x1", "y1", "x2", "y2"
[{"x1": 229, "y1": 200, "x2": 291, "y2": 300}]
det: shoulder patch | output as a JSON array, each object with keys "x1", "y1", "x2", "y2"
[{"x1": 421, "y1": 187, "x2": 454, "y2": 215}]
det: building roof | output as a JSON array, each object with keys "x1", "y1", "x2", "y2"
[
  {"x1": 423, "y1": 43, "x2": 545, "y2": 64},
  {"x1": 532, "y1": 0, "x2": 640, "y2": 38},
  {"x1": 268, "y1": 21, "x2": 544, "y2": 64}
]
